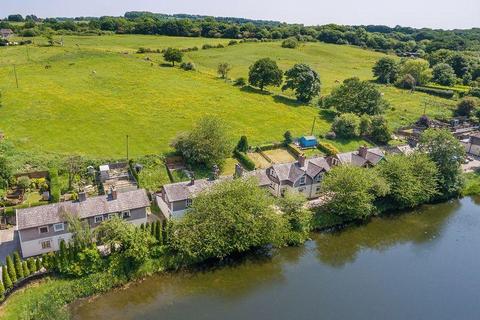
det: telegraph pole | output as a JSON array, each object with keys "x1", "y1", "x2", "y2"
[
  {"x1": 126, "y1": 135, "x2": 129, "y2": 161},
  {"x1": 13, "y1": 65, "x2": 19, "y2": 88},
  {"x1": 310, "y1": 117, "x2": 317, "y2": 136}
]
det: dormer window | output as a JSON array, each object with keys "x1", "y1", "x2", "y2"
[
  {"x1": 38, "y1": 226, "x2": 49, "y2": 234},
  {"x1": 270, "y1": 169, "x2": 276, "y2": 177},
  {"x1": 299, "y1": 176, "x2": 306, "y2": 186},
  {"x1": 315, "y1": 174, "x2": 323, "y2": 182}
]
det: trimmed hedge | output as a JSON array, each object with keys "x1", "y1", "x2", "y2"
[
  {"x1": 286, "y1": 143, "x2": 302, "y2": 157},
  {"x1": 317, "y1": 142, "x2": 339, "y2": 156},
  {"x1": 256, "y1": 142, "x2": 286, "y2": 151},
  {"x1": 233, "y1": 150, "x2": 255, "y2": 170},
  {"x1": 48, "y1": 168, "x2": 60, "y2": 203},
  {"x1": 415, "y1": 86, "x2": 455, "y2": 99}
]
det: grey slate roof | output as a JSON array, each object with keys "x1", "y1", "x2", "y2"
[
  {"x1": 335, "y1": 147, "x2": 384, "y2": 167},
  {"x1": 17, "y1": 189, "x2": 150, "y2": 230},
  {"x1": 163, "y1": 177, "x2": 231, "y2": 203},
  {"x1": 270, "y1": 157, "x2": 330, "y2": 183}
]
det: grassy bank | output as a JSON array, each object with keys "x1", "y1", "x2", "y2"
[{"x1": 462, "y1": 171, "x2": 480, "y2": 196}]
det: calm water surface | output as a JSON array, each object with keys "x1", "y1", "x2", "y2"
[{"x1": 72, "y1": 196, "x2": 480, "y2": 320}]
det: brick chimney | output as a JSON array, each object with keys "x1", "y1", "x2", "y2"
[
  {"x1": 189, "y1": 173, "x2": 195, "y2": 186},
  {"x1": 298, "y1": 154, "x2": 306, "y2": 167},
  {"x1": 78, "y1": 191, "x2": 87, "y2": 202},
  {"x1": 358, "y1": 146, "x2": 368, "y2": 159},
  {"x1": 111, "y1": 186, "x2": 118, "y2": 200}
]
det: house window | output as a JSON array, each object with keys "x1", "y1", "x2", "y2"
[
  {"x1": 316, "y1": 186, "x2": 321, "y2": 193},
  {"x1": 41, "y1": 240, "x2": 51, "y2": 249},
  {"x1": 299, "y1": 176, "x2": 306, "y2": 186},
  {"x1": 94, "y1": 215, "x2": 104, "y2": 223},
  {"x1": 270, "y1": 169, "x2": 276, "y2": 177},
  {"x1": 53, "y1": 223, "x2": 64, "y2": 232},
  {"x1": 269, "y1": 182, "x2": 275, "y2": 189},
  {"x1": 298, "y1": 187, "x2": 306, "y2": 193},
  {"x1": 122, "y1": 210, "x2": 131, "y2": 218},
  {"x1": 186, "y1": 199, "x2": 193, "y2": 208},
  {"x1": 38, "y1": 226, "x2": 49, "y2": 234},
  {"x1": 315, "y1": 174, "x2": 322, "y2": 182}
]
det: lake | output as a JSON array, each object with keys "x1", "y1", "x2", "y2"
[{"x1": 72, "y1": 196, "x2": 480, "y2": 320}]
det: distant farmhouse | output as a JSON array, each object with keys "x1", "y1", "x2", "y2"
[
  {"x1": 0, "y1": 28, "x2": 14, "y2": 39},
  {"x1": 156, "y1": 146, "x2": 385, "y2": 219},
  {"x1": 16, "y1": 188, "x2": 150, "y2": 258}
]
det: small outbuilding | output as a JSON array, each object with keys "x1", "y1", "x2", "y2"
[{"x1": 299, "y1": 135, "x2": 318, "y2": 148}]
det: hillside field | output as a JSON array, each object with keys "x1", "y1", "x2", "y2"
[{"x1": 0, "y1": 35, "x2": 455, "y2": 159}]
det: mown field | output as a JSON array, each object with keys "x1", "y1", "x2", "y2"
[{"x1": 0, "y1": 35, "x2": 455, "y2": 159}]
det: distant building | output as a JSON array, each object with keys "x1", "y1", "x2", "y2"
[
  {"x1": 16, "y1": 188, "x2": 150, "y2": 258},
  {"x1": 0, "y1": 29, "x2": 14, "y2": 39},
  {"x1": 328, "y1": 146, "x2": 385, "y2": 168}
]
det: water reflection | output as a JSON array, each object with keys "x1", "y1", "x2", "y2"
[{"x1": 315, "y1": 199, "x2": 461, "y2": 267}]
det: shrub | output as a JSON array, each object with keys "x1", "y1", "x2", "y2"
[
  {"x1": 17, "y1": 176, "x2": 31, "y2": 190},
  {"x1": 2, "y1": 265, "x2": 12, "y2": 290},
  {"x1": 284, "y1": 131, "x2": 293, "y2": 144},
  {"x1": 325, "y1": 131, "x2": 337, "y2": 140},
  {"x1": 331, "y1": 113, "x2": 361, "y2": 138},
  {"x1": 456, "y1": 97, "x2": 478, "y2": 117},
  {"x1": 49, "y1": 168, "x2": 60, "y2": 203},
  {"x1": 22, "y1": 261, "x2": 30, "y2": 277},
  {"x1": 234, "y1": 77, "x2": 246, "y2": 86},
  {"x1": 180, "y1": 62, "x2": 196, "y2": 71},
  {"x1": 468, "y1": 87, "x2": 480, "y2": 98},
  {"x1": 228, "y1": 40, "x2": 238, "y2": 46},
  {"x1": 14, "y1": 251, "x2": 24, "y2": 280},
  {"x1": 415, "y1": 86, "x2": 455, "y2": 99},
  {"x1": 202, "y1": 44, "x2": 215, "y2": 50},
  {"x1": 137, "y1": 47, "x2": 152, "y2": 53},
  {"x1": 281, "y1": 37, "x2": 299, "y2": 49},
  {"x1": 36, "y1": 257, "x2": 42, "y2": 271},
  {"x1": 28, "y1": 257, "x2": 37, "y2": 273},
  {"x1": 0, "y1": 276, "x2": 5, "y2": 299},
  {"x1": 236, "y1": 136, "x2": 249, "y2": 153},
  {"x1": 396, "y1": 73, "x2": 416, "y2": 89},
  {"x1": 317, "y1": 142, "x2": 339, "y2": 156},
  {"x1": 233, "y1": 149, "x2": 255, "y2": 170}
]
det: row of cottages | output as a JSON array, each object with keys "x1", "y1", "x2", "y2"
[
  {"x1": 16, "y1": 188, "x2": 150, "y2": 258},
  {"x1": 157, "y1": 146, "x2": 385, "y2": 219}
]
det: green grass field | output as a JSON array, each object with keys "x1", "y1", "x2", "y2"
[{"x1": 0, "y1": 35, "x2": 455, "y2": 160}]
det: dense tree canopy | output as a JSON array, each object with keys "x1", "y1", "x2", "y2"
[
  {"x1": 372, "y1": 57, "x2": 399, "y2": 84},
  {"x1": 419, "y1": 129, "x2": 465, "y2": 198},
  {"x1": 455, "y1": 97, "x2": 478, "y2": 117},
  {"x1": 322, "y1": 165, "x2": 388, "y2": 220},
  {"x1": 397, "y1": 59, "x2": 432, "y2": 86},
  {"x1": 170, "y1": 178, "x2": 286, "y2": 264},
  {"x1": 163, "y1": 47, "x2": 183, "y2": 66},
  {"x1": 369, "y1": 116, "x2": 391, "y2": 144},
  {"x1": 277, "y1": 190, "x2": 312, "y2": 246},
  {"x1": 282, "y1": 64, "x2": 321, "y2": 102},
  {"x1": 432, "y1": 63, "x2": 457, "y2": 86},
  {"x1": 324, "y1": 77, "x2": 388, "y2": 115},
  {"x1": 248, "y1": 58, "x2": 283, "y2": 91},
  {"x1": 331, "y1": 113, "x2": 360, "y2": 138},
  {"x1": 377, "y1": 154, "x2": 438, "y2": 209},
  {"x1": 172, "y1": 117, "x2": 232, "y2": 168}
]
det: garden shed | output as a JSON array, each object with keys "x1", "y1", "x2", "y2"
[{"x1": 299, "y1": 136, "x2": 318, "y2": 148}]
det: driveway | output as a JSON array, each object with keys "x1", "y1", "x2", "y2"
[{"x1": 0, "y1": 227, "x2": 20, "y2": 264}]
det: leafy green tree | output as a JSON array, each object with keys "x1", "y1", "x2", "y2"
[
  {"x1": 0, "y1": 274, "x2": 5, "y2": 298},
  {"x1": 155, "y1": 220, "x2": 162, "y2": 243},
  {"x1": 277, "y1": 190, "x2": 312, "y2": 246},
  {"x1": 236, "y1": 136, "x2": 249, "y2": 152},
  {"x1": 324, "y1": 77, "x2": 388, "y2": 115},
  {"x1": 373, "y1": 57, "x2": 399, "y2": 84},
  {"x1": 2, "y1": 265, "x2": 12, "y2": 290},
  {"x1": 432, "y1": 63, "x2": 456, "y2": 86},
  {"x1": 359, "y1": 115, "x2": 372, "y2": 136},
  {"x1": 455, "y1": 97, "x2": 478, "y2": 117},
  {"x1": 281, "y1": 37, "x2": 299, "y2": 48},
  {"x1": 163, "y1": 47, "x2": 183, "y2": 66},
  {"x1": 248, "y1": 58, "x2": 283, "y2": 91},
  {"x1": 447, "y1": 53, "x2": 471, "y2": 78},
  {"x1": 5, "y1": 255, "x2": 16, "y2": 283},
  {"x1": 284, "y1": 130, "x2": 293, "y2": 144},
  {"x1": 322, "y1": 165, "x2": 388, "y2": 220},
  {"x1": 36, "y1": 258, "x2": 42, "y2": 271},
  {"x1": 377, "y1": 154, "x2": 438, "y2": 209},
  {"x1": 13, "y1": 252, "x2": 23, "y2": 280},
  {"x1": 419, "y1": 129, "x2": 465, "y2": 198},
  {"x1": 150, "y1": 221, "x2": 155, "y2": 236},
  {"x1": 396, "y1": 73, "x2": 417, "y2": 90},
  {"x1": 331, "y1": 113, "x2": 361, "y2": 138},
  {"x1": 61, "y1": 210, "x2": 93, "y2": 248},
  {"x1": 282, "y1": 64, "x2": 321, "y2": 102},
  {"x1": 397, "y1": 59, "x2": 432, "y2": 86},
  {"x1": 27, "y1": 258, "x2": 37, "y2": 273},
  {"x1": 369, "y1": 116, "x2": 391, "y2": 144},
  {"x1": 170, "y1": 178, "x2": 286, "y2": 264},
  {"x1": 95, "y1": 217, "x2": 155, "y2": 271},
  {"x1": 0, "y1": 156, "x2": 11, "y2": 189},
  {"x1": 217, "y1": 62, "x2": 232, "y2": 79},
  {"x1": 172, "y1": 117, "x2": 232, "y2": 168}
]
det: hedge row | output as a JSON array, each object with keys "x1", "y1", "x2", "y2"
[
  {"x1": 317, "y1": 142, "x2": 339, "y2": 156},
  {"x1": 233, "y1": 150, "x2": 255, "y2": 171},
  {"x1": 256, "y1": 142, "x2": 286, "y2": 151},
  {"x1": 256, "y1": 149, "x2": 273, "y2": 164},
  {"x1": 48, "y1": 168, "x2": 60, "y2": 203},
  {"x1": 286, "y1": 144, "x2": 302, "y2": 157},
  {"x1": 415, "y1": 86, "x2": 455, "y2": 99}
]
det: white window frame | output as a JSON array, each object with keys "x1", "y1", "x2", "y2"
[
  {"x1": 53, "y1": 223, "x2": 64, "y2": 232},
  {"x1": 122, "y1": 210, "x2": 131, "y2": 218},
  {"x1": 299, "y1": 176, "x2": 306, "y2": 186},
  {"x1": 186, "y1": 199, "x2": 193, "y2": 208},
  {"x1": 41, "y1": 240, "x2": 51, "y2": 249},
  {"x1": 38, "y1": 226, "x2": 49, "y2": 234},
  {"x1": 94, "y1": 215, "x2": 104, "y2": 223}
]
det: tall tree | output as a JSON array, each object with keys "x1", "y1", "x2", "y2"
[
  {"x1": 6, "y1": 255, "x2": 17, "y2": 282},
  {"x1": 248, "y1": 58, "x2": 283, "y2": 91},
  {"x1": 397, "y1": 58, "x2": 432, "y2": 86},
  {"x1": 432, "y1": 63, "x2": 456, "y2": 86},
  {"x1": 172, "y1": 117, "x2": 231, "y2": 168},
  {"x1": 282, "y1": 64, "x2": 321, "y2": 102},
  {"x1": 277, "y1": 190, "x2": 312, "y2": 246},
  {"x1": 369, "y1": 116, "x2": 391, "y2": 144},
  {"x1": 163, "y1": 47, "x2": 183, "y2": 66},
  {"x1": 2, "y1": 265, "x2": 12, "y2": 290},
  {"x1": 372, "y1": 57, "x2": 399, "y2": 84},
  {"x1": 419, "y1": 129, "x2": 465, "y2": 198},
  {"x1": 324, "y1": 77, "x2": 388, "y2": 115}
]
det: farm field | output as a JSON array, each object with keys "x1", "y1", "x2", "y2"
[{"x1": 0, "y1": 35, "x2": 455, "y2": 161}]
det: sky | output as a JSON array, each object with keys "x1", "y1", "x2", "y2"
[{"x1": 2, "y1": 0, "x2": 479, "y2": 29}]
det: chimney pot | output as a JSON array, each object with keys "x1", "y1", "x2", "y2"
[
  {"x1": 358, "y1": 146, "x2": 368, "y2": 159},
  {"x1": 298, "y1": 154, "x2": 306, "y2": 167},
  {"x1": 78, "y1": 191, "x2": 87, "y2": 202},
  {"x1": 111, "y1": 187, "x2": 118, "y2": 200}
]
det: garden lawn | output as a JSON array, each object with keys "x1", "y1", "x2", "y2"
[
  {"x1": 263, "y1": 148, "x2": 297, "y2": 164},
  {"x1": 0, "y1": 35, "x2": 457, "y2": 160}
]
